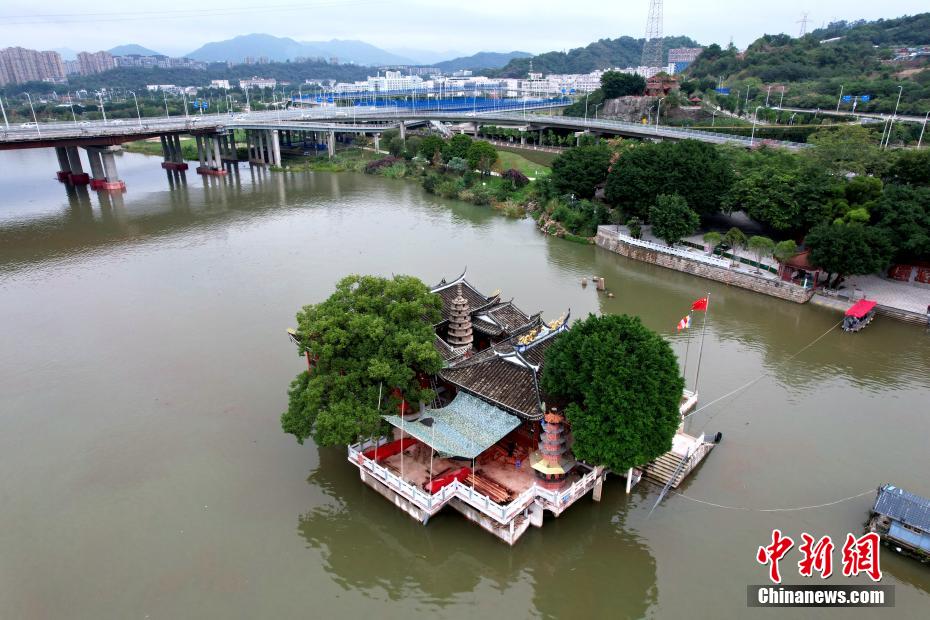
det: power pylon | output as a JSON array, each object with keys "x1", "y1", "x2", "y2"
[
  {"x1": 797, "y1": 12, "x2": 810, "y2": 37},
  {"x1": 641, "y1": 0, "x2": 664, "y2": 69}
]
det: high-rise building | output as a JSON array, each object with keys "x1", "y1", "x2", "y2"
[
  {"x1": 0, "y1": 47, "x2": 65, "y2": 85},
  {"x1": 77, "y1": 50, "x2": 116, "y2": 76}
]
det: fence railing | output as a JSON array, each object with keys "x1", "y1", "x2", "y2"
[
  {"x1": 599, "y1": 227, "x2": 732, "y2": 269},
  {"x1": 347, "y1": 444, "x2": 602, "y2": 525}
]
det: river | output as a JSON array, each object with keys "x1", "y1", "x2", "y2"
[{"x1": 1, "y1": 148, "x2": 928, "y2": 619}]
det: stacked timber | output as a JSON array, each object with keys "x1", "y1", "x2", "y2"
[{"x1": 468, "y1": 472, "x2": 514, "y2": 503}]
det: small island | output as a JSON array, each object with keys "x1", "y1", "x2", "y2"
[{"x1": 282, "y1": 271, "x2": 716, "y2": 544}]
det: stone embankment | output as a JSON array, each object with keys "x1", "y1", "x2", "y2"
[{"x1": 595, "y1": 226, "x2": 814, "y2": 304}]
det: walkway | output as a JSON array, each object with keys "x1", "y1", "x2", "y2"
[{"x1": 844, "y1": 274, "x2": 930, "y2": 315}]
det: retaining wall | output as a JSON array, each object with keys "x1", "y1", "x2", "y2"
[{"x1": 595, "y1": 228, "x2": 814, "y2": 304}]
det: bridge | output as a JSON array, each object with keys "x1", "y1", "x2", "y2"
[{"x1": 0, "y1": 102, "x2": 809, "y2": 192}]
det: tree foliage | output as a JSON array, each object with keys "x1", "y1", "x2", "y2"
[
  {"x1": 806, "y1": 125, "x2": 886, "y2": 176},
  {"x1": 600, "y1": 70, "x2": 646, "y2": 98},
  {"x1": 605, "y1": 140, "x2": 733, "y2": 219},
  {"x1": 541, "y1": 314, "x2": 684, "y2": 472},
  {"x1": 550, "y1": 143, "x2": 612, "y2": 200},
  {"x1": 806, "y1": 223, "x2": 893, "y2": 286},
  {"x1": 747, "y1": 236, "x2": 776, "y2": 271},
  {"x1": 466, "y1": 140, "x2": 499, "y2": 175},
  {"x1": 649, "y1": 194, "x2": 699, "y2": 245},
  {"x1": 418, "y1": 135, "x2": 446, "y2": 162},
  {"x1": 773, "y1": 239, "x2": 799, "y2": 263},
  {"x1": 444, "y1": 134, "x2": 473, "y2": 161},
  {"x1": 281, "y1": 274, "x2": 444, "y2": 446}
]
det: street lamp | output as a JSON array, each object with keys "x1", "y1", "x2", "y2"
[
  {"x1": 884, "y1": 85, "x2": 903, "y2": 149},
  {"x1": 750, "y1": 105, "x2": 763, "y2": 147},
  {"x1": 67, "y1": 92, "x2": 77, "y2": 124},
  {"x1": 917, "y1": 110, "x2": 928, "y2": 149},
  {"x1": 25, "y1": 93, "x2": 41, "y2": 136},
  {"x1": 594, "y1": 102, "x2": 603, "y2": 120},
  {"x1": 96, "y1": 91, "x2": 107, "y2": 125},
  {"x1": 163, "y1": 91, "x2": 170, "y2": 118},
  {"x1": 129, "y1": 90, "x2": 142, "y2": 126},
  {"x1": 583, "y1": 91, "x2": 590, "y2": 125},
  {"x1": 835, "y1": 85, "x2": 844, "y2": 112},
  {"x1": 655, "y1": 97, "x2": 666, "y2": 133},
  {"x1": 0, "y1": 94, "x2": 9, "y2": 129}
]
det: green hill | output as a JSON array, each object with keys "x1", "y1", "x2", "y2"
[
  {"x1": 685, "y1": 13, "x2": 930, "y2": 115},
  {"x1": 487, "y1": 36, "x2": 701, "y2": 77}
]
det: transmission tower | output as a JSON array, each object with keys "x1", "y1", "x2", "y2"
[
  {"x1": 797, "y1": 12, "x2": 810, "y2": 37},
  {"x1": 641, "y1": 0, "x2": 664, "y2": 69}
]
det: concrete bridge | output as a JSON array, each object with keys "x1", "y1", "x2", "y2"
[{"x1": 0, "y1": 102, "x2": 808, "y2": 192}]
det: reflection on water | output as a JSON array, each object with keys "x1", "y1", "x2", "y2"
[
  {"x1": 299, "y1": 448, "x2": 657, "y2": 618},
  {"x1": 1, "y1": 147, "x2": 929, "y2": 618}
]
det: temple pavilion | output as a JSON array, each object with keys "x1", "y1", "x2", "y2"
[{"x1": 345, "y1": 270, "x2": 716, "y2": 544}]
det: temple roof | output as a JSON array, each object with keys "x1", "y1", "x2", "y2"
[
  {"x1": 431, "y1": 270, "x2": 535, "y2": 336},
  {"x1": 439, "y1": 328, "x2": 562, "y2": 421}
]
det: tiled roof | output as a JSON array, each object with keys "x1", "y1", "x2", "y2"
[
  {"x1": 873, "y1": 485, "x2": 930, "y2": 534},
  {"x1": 439, "y1": 335, "x2": 558, "y2": 421}
]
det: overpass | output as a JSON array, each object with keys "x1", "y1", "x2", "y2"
[{"x1": 0, "y1": 102, "x2": 808, "y2": 192}]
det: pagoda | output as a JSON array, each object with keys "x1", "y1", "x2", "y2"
[
  {"x1": 530, "y1": 408, "x2": 575, "y2": 489},
  {"x1": 446, "y1": 284, "x2": 474, "y2": 349}
]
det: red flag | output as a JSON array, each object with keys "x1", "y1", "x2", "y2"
[{"x1": 691, "y1": 297, "x2": 708, "y2": 312}]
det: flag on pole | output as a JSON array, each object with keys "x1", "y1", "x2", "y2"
[
  {"x1": 691, "y1": 297, "x2": 709, "y2": 312},
  {"x1": 677, "y1": 315, "x2": 692, "y2": 331}
]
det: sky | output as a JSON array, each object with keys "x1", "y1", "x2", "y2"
[{"x1": 0, "y1": 0, "x2": 926, "y2": 60}]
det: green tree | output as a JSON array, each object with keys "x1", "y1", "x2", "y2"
[
  {"x1": 870, "y1": 185, "x2": 930, "y2": 263},
  {"x1": 600, "y1": 70, "x2": 647, "y2": 98},
  {"x1": 884, "y1": 149, "x2": 930, "y2": 187},
  {"x1": 773, "y1": 239, "x2": 799, "y2": 264},
  {"x1": 550, "y1": 143, "x2": 612, "y2": 200},
  {"x1": 605, "y1": 140, "x2": 733, "y2": 219},
  {"x1": 541, "y1": 314, "x2": 683, "y2": 472},
  {"x1": 466, "y1": 140, "x2": 499, "y2": 175},
  {"x1": 627, "y1": 216, "x2": 643, "y2": 239},
  {"x1": 444, "y1": 133, "x2": 473, "y2": 160},
  {"x1": 806, "y1": 125, "x2": 885, "y2": 176},
  {"x1": 649, "y1": 194, "x2": 699, "y2": 245},
  {"x1": 703, "y1": 231, "x2": 723, "y2": 254},
  {"x1": 281, "y1": 274, "x2": 444, "y2": 446},
  {"x1": 806, "y1": 223, "x2": 894, "y2": 288},
  {"x1": 723, "y1": 227, "x2": 747, "y2": 263},
  {"x1": 446, "y1": 156, "x2": 469, "y2": 174},
  {"x1": 418, "y1": 135, "x2": 446, "y2": 162},
  {"x1": 747, "y1": 236, "x2": 776, "y2": 272},
  {"x1": 724, "y1": 148, "x2": 836, "y2": 232}
]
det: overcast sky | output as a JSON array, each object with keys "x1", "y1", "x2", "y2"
[{"x1": 0, "y1": 0, "x2": 925, "y2": 58}]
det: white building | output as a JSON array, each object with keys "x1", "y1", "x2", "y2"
[
  {"x1": 239, "y1": 77, "x2": 277, "y2": 89},
  {"x1": 210, "y1": 79, "x2": 230, "y2": 89}
]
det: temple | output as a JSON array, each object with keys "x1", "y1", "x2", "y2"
[{"x1": 346, "y1": 270, "x2": 716, "y2": 544}]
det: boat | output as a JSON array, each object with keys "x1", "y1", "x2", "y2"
[
  {"x1": 868, "y1": 484, "x2": 930, "y2": 563},
  {"x1": 842, "y1": 299, "x2": 877, "y2": 332}
]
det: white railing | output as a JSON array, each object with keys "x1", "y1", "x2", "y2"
[
  {"x1": 347, "y1": 444, "x2": 602, "y2": 525},
  {"x1": 599, "y1": 227, "x2": 732, "y2": 269}
]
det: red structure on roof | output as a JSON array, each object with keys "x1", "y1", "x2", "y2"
[{"x1": 846, "y1": 299, "x2": 877, "y2": 318}]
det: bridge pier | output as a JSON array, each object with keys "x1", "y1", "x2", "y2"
[
  {"x1": 65, "y1": 146, "x2": 90, "y2": 185},
  {"x1": 160, "y1": 134, "x2": 188, "y2": 171},
  {"x1": 55, "y1": 147, "x2": 72, "y2": 181},
  {"x1": 327, "y1": 131, "x2": 335, "y2": 158},
  {"x1": 86, "y1": 146, "x2": 126, "y2": 191},
  {"x1": 373, "y1": 133, "x2": 381, "y2": 152},
  {"x1": 398, "y1": 123, "x2": 406, "y2": 142},
  {"x1": 270, "y1": 130, "x2": 282, "y2": 167},
  {"x1": 195, "y1": 134, "x2": 227, "y2": 176}
]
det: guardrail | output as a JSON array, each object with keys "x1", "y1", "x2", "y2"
[
  {"x1": 600, "y1": 228, "x2": 733, "y2": 269},
  {"x1": 347, "y1": 444, "x2": 600, "y2": 525}
]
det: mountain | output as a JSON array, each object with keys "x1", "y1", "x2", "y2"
[
  {"x1": 435, "y1": 51, "x2": 532, "y2": 72},
  {"x1": 185, "y1": 33, "x2": 416, "y2": 66},
  {"x1": 488, "y1": 36, "x2": 701, "y2": 77},
  {"x1": 108, "y1": 44, "x2": 163, "y2": 57},
  {"x1": 53, "y1": 48, "x2": 78, "y2": 60},
  {"x1": 388, "y1": 48, "x2": 466, "y2": 65}
]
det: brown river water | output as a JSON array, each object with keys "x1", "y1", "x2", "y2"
[{"x1": 1, "y1": 148, "x2": 928, "y2": 619}]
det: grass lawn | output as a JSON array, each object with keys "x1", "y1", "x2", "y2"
[{"x1": 495, "y1": 148, "x2": 554, "y2": 178}]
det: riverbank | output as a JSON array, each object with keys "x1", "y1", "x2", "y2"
[{"x1": 595, "y1": 226, "x2": 814, "y2": 304}]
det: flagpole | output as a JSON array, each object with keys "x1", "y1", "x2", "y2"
[
  {"x1": 693, "y1": 293, "x2": 710, "y2": 397},
  {"x1": 400, "y1": 398, "x2": 405, "y2": 483},
  {"x1": 682, "y1": 315, "x2": 693, "y2": 388},
  {"x1": 374, "y1": 382, "x2": 383, "y2": 461}
]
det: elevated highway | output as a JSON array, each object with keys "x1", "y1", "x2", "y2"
[{"x1": 0, "y1": 102, "x2": 809, "y2": 192}]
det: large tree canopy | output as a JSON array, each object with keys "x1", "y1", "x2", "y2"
[
  {"x1": 541, "y1": 314, "x2": 683, "y2": 472},
  {"x1": 806, "y1": 222, "x2": 894, "y2": 287},
  {"x1": 650, "y1": 194, "x2": 699, "y2": 246},
  {"x1": 550, "y1": 143, "x2": 613, "y2": 200},
  {"x1": 600, "y1": 70, "x2": 646, "y2": 98},
  {"x1": 281, "y1": 274, "x2": 444, "y2": 446},
  {"x1": 604, "y1": 140, "x2": 733, "y2": 220}
]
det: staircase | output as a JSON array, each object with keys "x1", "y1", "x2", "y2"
[
  {"x1": 430, "y1": 120, "x2": 453, "y2": 138},
  {"x1": 644, "y1": 441, "x2": 715, "y2": 488}
]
